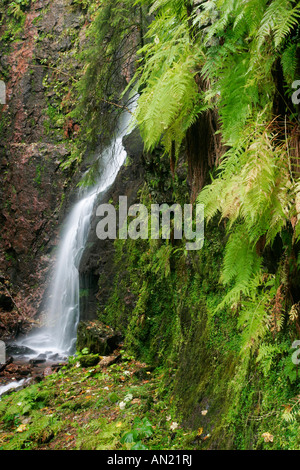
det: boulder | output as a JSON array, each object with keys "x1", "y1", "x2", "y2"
[
  {"x1": 78, "y1": 353, "x2": 100, "y2": 368},
  {"x1": 99, "y1": 354, "x2": 121, "y2": 368},
  {"x1": 76, "y1": 320, "x2": 122, "y2": 356},
  {"x1": 6, "y1": 344, "x2": 35, "y2": 357}
]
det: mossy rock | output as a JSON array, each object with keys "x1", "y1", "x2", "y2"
[
  {"x1": 78, "y1": 353, "x2": 100, "y2": 368},
  {"x1": 77, "y1": 320, "x2": 123, "y2": 356}
]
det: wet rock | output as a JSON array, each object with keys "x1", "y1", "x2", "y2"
[
  {"x1": 37, "y1": 353, "x2": 47, "y2": 360},
  {"x1": 18, "y1": 367, "x2": 32, "y2": 377},
  {"x1": 122, "y1": 127, "x2": 144, "y2": 159},
  {"x1": 48, "y1": 353, "x2": 60, "y2": 361},
  {"x1": 31, "y1": 359, "x2": 46, "y2": 366},
  {"x1": 77, "y1": 320, "x2": 122, "y2": 356},
  {"x1": 6, "y1": 344, "x2": 35, "y2": 357}
]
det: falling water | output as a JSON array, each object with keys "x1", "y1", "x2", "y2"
[{"x1": 15, "y1": 100, "x2": 136, "y2": 361}]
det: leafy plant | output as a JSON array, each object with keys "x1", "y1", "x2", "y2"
[
  {"x1": 121, "y1": 417, "x2": 153, "y2": 449},
  {"x1": 126, "y1": 2, "x2": 206, "y2": 159},
  {"x1": 0, "y1": 385, "x2": 47, "y2": 426}
]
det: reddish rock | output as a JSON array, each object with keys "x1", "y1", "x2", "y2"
[
  {"x1": 43, "y1": 367, "x2": 53, "y2": 377},
  {"x1": 0, "y1": 0, "x2": 86, "y2": 340},
  {"x1": 99, "y1": 355, "x2": 121, "y2": 368}
]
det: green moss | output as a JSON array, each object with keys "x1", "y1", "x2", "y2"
[
  {"x1": 78, "y1": 354, "x2": 100, "y2": 368},
  {"x1": 98, "y1": 162, "x2": 300, "y2": 449}
]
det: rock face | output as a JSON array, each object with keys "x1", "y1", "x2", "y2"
[
  {"x1": 78, "y1": 128, "x2": 145, "y2": 321},
  {"x1": 0, "y1": 0, "x2": 89, "y2": 338},
  {"x1": 0, "y1": 0, "x2": 145, "y2": 342},
  {"x1": 76, "y1": 320, "x2": 123, "y2": 356}
]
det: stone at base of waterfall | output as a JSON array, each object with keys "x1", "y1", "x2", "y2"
[
  {"x1": 78, "y1": 353, "x2": 100, "y2": 368},
  {"x1": 76, "y1": 320, "x2": 123, "y2": 356},
  {"x1": 43, "y1": 367, "x2": 53, "y2": 377},
  {"x1": 99, "y1": 354, "x2": 121, "y2": 368},
  {"x1": 78, "y1": 353, "x2": 121, "y2": 368}
]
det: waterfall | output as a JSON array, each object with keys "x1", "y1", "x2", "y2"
[{"x1": 15, "y1": 100, "x2": 136, "y2": 361}]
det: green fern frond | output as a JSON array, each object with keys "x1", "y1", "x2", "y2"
[
  {"x1": 238, "y1": 296, "x2": 271, "y2": 353},
  {"x1": 198, "y1": 123, "x2": 294, "y2": 309},
  {"x1": 221, "y1": 227, "x2": 262, "y2": 287},
  {"x1": 281, "y1": 42, "x2": 299, "y2": 82},
  {"x1": 273, "y1": 2, "x2": 300, "y2": 48},
  {"x1": 257, "y1": 0, "x2": 300, "y2": 50},
  {"x1": 256, "y1": 343, "x2": 281, "y2": 375},
  {"x1": 130, "y1": 8, "x2": 203, "y2": 157},
  {"x1": 134, "y1": 55, "x2": 201, "y2": 154},
  {"x1": 149, "y1": 0, "x2": 190, "y2": 16}
]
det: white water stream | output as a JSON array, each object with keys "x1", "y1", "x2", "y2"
[
  {"x1": 0, "y1": 379, "x2": 26, "y2": 399},
  {"x1": 11, "y1": 101, "x2": 136, "y2": 363}
]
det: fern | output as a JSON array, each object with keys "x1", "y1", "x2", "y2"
[
  {"x1": 237, "y1": 290, "x2": 272, "y2": 354},
  {"x1": 134, "y1": 53, "x2": 201, "y2": 155},
  {"x1": 256, "y1": 343, "x2": 282, "y2": 376},
  {"x1": 281, "y1": 42, "x2": 299, "y2": 83},
  {"x1": 253, "y1": 0, "x2": 300, "y2": 50},
  {"x1": 128, "y1": 7, "x2": 204, "y2": 157},
  {"x1": 148, "y1": 0, "x2": 191, "y2": 16},
  {"x1": 198, "y1": 123, "x2": 295, "y2": 309},
  {"x1": 222, "y1": 226, "x2": 262, "y2": 286},
  {"x1": 131, "y1": 0, "x2": 300, "y2": 310}
]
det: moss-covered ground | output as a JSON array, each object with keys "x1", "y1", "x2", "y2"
[{"x1": 0, "y1": 350, "x2": 203, "y2": 451}]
